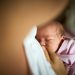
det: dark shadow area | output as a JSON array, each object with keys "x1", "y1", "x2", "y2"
[{"x1": 55, "y1": 0, "x2": 75, "y2": 37}]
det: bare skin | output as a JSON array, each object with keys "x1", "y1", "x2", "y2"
[
  {"x1": 36, "y1": 21, "x2": 67, "y2": 75},
  {"x1": 46, "y1": 47, "x2": 67, "y2": 75},
  {"x1": 1, "y1": 0, "x2": 68, "y2": 75},
  {"x1": 36, "y1": 21, "x2": 64, "y2": 52}
]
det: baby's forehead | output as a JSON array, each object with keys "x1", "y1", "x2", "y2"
[
  {"x1": 45, "y1": 22, "x2": 63, "y2": 32},
  {"x1": 37, "y1": 21, "x2": 63, "y2": 37},
  {"x1": 37, "y1": 28, "x2": 58, "y2": 38},
  {"x1": 43, "y1": 24, "x2": 59, "y2": 33}
]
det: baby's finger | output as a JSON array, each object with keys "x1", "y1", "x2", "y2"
[{"x1": 41, "y1": 46, "x2": 52, "y2": 64}]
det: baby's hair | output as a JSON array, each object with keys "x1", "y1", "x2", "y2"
[
  {"x1": 49, "y1": 21, "x2": 65, "y2": 37},
  {"x1": 37, "y1": 21, "x2": 65, "y2": 37}
]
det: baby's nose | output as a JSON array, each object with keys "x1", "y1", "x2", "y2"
[{"x1": 40, "y1": 41, "x2": 46, "y2": 46}]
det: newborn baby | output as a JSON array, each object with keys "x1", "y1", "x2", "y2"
[
  {"x1": 36, "y1": 21, "x2": 75, "y2": 75},
  {"x1": 36, "y1": 21, "x2": 64, "y2": 52}
]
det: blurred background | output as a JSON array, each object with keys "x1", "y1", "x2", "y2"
[{"x1": 0, "y1": 0, "x2": 75, "y2": 75}]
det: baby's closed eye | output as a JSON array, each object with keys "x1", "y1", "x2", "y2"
[{"x1": 45, "y1": 38, "x2": 53, "y2": 42}]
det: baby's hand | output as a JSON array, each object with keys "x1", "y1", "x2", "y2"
[
  {"x1": 45, "y1": 47, "x2": 68, "y2": 75},
  {"x1": 42, "y1": 46, "x2": 51, "y2": 62}
]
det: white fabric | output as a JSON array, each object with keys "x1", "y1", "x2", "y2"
[{"x1": 23, "y1": 26, "x2": 56, "y2": 75}]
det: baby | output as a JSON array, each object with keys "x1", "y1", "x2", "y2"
[{"x1": 36, "y1": 21, "x2": 75, "y2": 75}]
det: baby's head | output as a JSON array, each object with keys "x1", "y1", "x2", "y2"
[{"x1": 36, "y1": 21, "x2": 65, "y2": 52}]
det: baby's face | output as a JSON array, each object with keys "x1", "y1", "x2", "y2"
[{"x1": 36, "y1": 24, "x2": 63, "y2": 52}]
